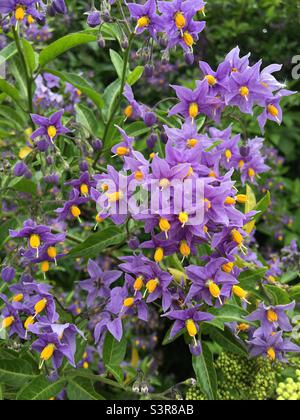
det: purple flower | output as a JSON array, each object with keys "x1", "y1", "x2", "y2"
[
  {"x1": 80, "y1": 259, "x2": 122, "y2": 307},
  {"x1": 31, "y1": 323, "x2": 83, "y2": 369},
  {"x1": 164, "y1": 305, "x2": 214, "y2": 339},
  {"x1": 56, "y1": 189, "x2": 89, "y2": 222},
  {"x1": 248, "y1": 331, "x2": 300, "y2": 363},
  {"x1": 186, "y1": 258, "x2": 238, "y2": 306},
  {"x1": 127, "y1": 0, "x2": 164, "y2": 38},
  {"x1": 86, "y1": 9, "x2": 101, "y2": 28},
  {"x1": 30, "y1": 110, "x2": 69, "y2": 143},
  {"x1": 246, "y1": 302, "x2": 295, "y2": 336},
  {"x1": 169, "y1": 80, "x2": 223, "y2": 122},
  {"x1": 10, "y1": 219, "x2": 65, "y2": 258},
  {"x1": 65, "y1": 172, "x2": 96, "y2": 197}
]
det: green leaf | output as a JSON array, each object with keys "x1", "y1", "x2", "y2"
[
  {"x1": 110, "y1": 49, "x2": 126, "y2": 80},
  {"x1": 16, "y1": 376, "x2": 65, "y2": 400},
  {"x1": 67, "y1": 378, "x2": 104, "y2": 401},
  {"x1": 0, "y1": 105, "x2": 27, "y2": 129},
  {"x1": 238, "y1": 268, "x2": 268, "y2": 289},
  {"x1": 106, "y1": 365, "x2": 124, "y2": 384},
  {"x1": 289, "y1": 285, "x2": 300, "y2": 302},
  {"x1": 22, "y1": 39, "x2": 38, "y2": 74},
  {"x1": 206, "y1": 326, "x2": 248, "y2": 356},
  {"x1": 127, "y1": 66, "x2": 144, "y2": 86},
  {"x1": 192, "y1": 343, "x2": 218, "y2": 400},
  {"x1": 103, "y1": 332, "x2": 127, "y2": 366},
  {"x1": 75, "y1": 103, "x2": 99, "y2": 135},
  {"x1": 64, "y1": 227, "x2": 126, "y2": 260},
  {"x1": 0, "y1": 79, "x2": 21, "y2": 103},
  {"x1": 207, "y1": 303, "x2": 249, "y2": 330},
  {"x1": 0, "y1": 360, "x2": 39, "y2": 388},
  {"x1": 39, "y1": 33, "x2": 97, "y2": 67},
  {"x1": 9, "y1": 177, "x2": 37, "y2": 195},
  {"x1": 102, "y1": 79, "x2": 121, "y2": 122},
  {"x1": 0, "y1": 42, "x2": 17, "y2": 64},
  {"x1": 253, "y1": 191, "x2": 271, "y2": 221},
  {"x1": 45, "y1": 69, "x2": 104, "y2": 109},
  {"x1": 263, "y1": 285, "x2": 291, "y2": 305},
  {"x1": 0, "y1": 218, "x2": 17, "y2": 247}
]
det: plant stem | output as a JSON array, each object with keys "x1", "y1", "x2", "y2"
[
  {"x1": 92, "y1": 33, "x2": 135, "y2": 168},
  {"x1": 12, "y1": 26, "x2": 34, "y2": 121}
]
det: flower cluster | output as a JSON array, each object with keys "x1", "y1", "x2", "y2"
[
  {"x1": 0, "y1": 273, "x2": 83, "y2": 370},
  {"x1": 0, "y1": 0, "x2": 67, "y2": 27}
]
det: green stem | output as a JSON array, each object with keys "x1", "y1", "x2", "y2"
[
  {"x1": 12, "y1": 27, "x2": 34, "y2": 120},
  {"x1": 92, "y1": 33, "x2": 135, "y2": 168}
]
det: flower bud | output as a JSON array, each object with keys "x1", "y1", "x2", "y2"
[
  {"x1": 14, "y1": 161, "x2": 27, "y2": 177},
  {"x1": 1, "y1": 266, "x2": 16, "y2": 283},
  {"x1": 144, "y1": 112, "x2": 157, "y2": 127},
  {"x1": 147, "y1": 133, "x2": 158, "y2": 149},
  {"x1": 87, "y1": 11, "x2": 101, "y2": 28}
]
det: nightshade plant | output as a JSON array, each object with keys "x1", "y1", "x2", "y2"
[{"x1": 0, "y1": 0, "x2": 299, "y2": 401}]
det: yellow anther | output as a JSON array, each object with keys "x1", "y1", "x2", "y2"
[
  {"x1": 116, "y1": 147, "x2": 130, "y2": 157},
  {"x1": 24, "y1": 316, "x2": 35, "y2": 330},
  {"x1": 159, "y1": 218, "x2": 171, "y2": 233},
  {"x1": 180, "y1": 240, "x2": 191, "y2": 257},
  {"x1": 231, "y1": 67, "x2": 238, "y2": 73},
  {"x1": 95, "y1": 214, "x2": 104, "y2": 224},
  {"x1": 267, "y1": 347, "x2": 276, "y2": 361},
  {"x1": 207, "y1": 281, "x2": 221, "y2": 299},
  {"x1": 232, "y1": 285, "x2": 248, "y2": 300},
  {"x1": 178, "y1": 212, "x2": 189, "y2": 226},
  {"x1": 267, "y1": 275, "x2": 276, "y2": 284},
  {"x1": 267, "y1": 104, "x2": 279, "y2": 117},
  {"x1": 41, "y1": 261, "x2": 50, "y2": 273},
  {"x1": 189, "y1": 102, "x2": 199, "y2": 119},
  {"x1": 209, "y1": 171, "x2": 216, "y2": 178},
  {"x1": 183, "y1": 31, "x2": 194, "y2": 48},
  {"x1": 34, "y1": 298, "x2": 47, "y2": 315},
  {"x1": 187, "y1": 138, "x2": 198, "y2": 148},
  {"x1": 154, "y1": 247, "x2": 164, "y2": 263},
  {"x1": 236, "y1": 194, "x2": 248, "y2": 204},
  {"x1": 101, "y1": 183, "x2": 109, "y2": 192},
  {"x1": 248, "y1": 168, "x2": 256, "y2": 179},
  {"x1": 237, "y1": 323, "x2": 250, "y2": 332},
  {"x1": 203, "y1": 225, "x2": 208, "y2": 234},
  {"x1": 123, "y1": 297, "x2": 135, "y2": 308},
  {"x1": 27, "y1": 15, "x2": 34, "y2": 24},
  {"x1": 159, "y1": 178, "x2": 170, "y2": 188},
  {"x1": 231, "y1": 229, "x2": 243, "y2": 245},
  {"x1": 186, "y1": 167, "x2": 194, "y2": 178},
  {"x1": 239, "y1": 86, "x2": 249, "y2": 98},
  {"x1": 2, "y1": 316, "x2": 14, "y2": 329},
  {"x1": 80, "y1": 184, "x2": 89, "y2": 196},
  {"x1": 186, "y1": 319, "x2": 197, "y2": 337},
  {"x1": 150, "y1": 152, "x2": 156, "y2": 160},
  {"x1": 83, "y1": 362, "x2": 89, "y2": 369},
  {"x1": 47, "y1": 247, "x2": 57, "y2": 260},
  {"x1": 204, "y1": 198, "x2": 212, "y2": 209},
  {"x1": 30, "y1": 234, "x2": 41, "y2": 250},
  {"x1": 107, "y1": 191, "x2": 123, "y2": 203},
  {"x1": 146, "y1": 279, "x2": 159, "y2": 294},
  {"x1": 137, "y1": 16, "x2": 150, "y2": 28},
  {"x1": 134, "y1": 171, "x2": 144, "y2": 181},
  {"x1": 12, "y1": 294, "x2": 24, "y2": 303},
  {"x1": 267, "y1": 309, "x2": 278, "y2": 323},
  {"x1": 71, "y1": 205, "x2": 81, "y2": 218},
  {"x1": 40, "y1": 344, "x2": 56, "y2": 361},
  {"x1": 174, "y1": 12, "x2": 186, "y2": 29},
  {"x1": 225, "y1": 149, "x2": 232, "y2": 162},
  {"x1": 47, "y1": 125, "x2": 57, "y2": 140},
  {"x1": 15, "y1": 6, "x2": 25, "y2": 21},
  {"x1": 205, "y1": 75, "x2": 217, "y2": 86},
  {"x1": 134, "y1": 276, "x2": 144, "y2": 291},
  {"x1": 225, "y1": 196, "x2": 236, "y2": 205},
  {"x1": 238, "y1": 160, "x2": 245, "y2": 169},
  {"x1": 222, "y1": 262, "x2": 234, "y2": 273},
  {"x1": 124, "y1": 105, "x2": 133, "y2": 119}
]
